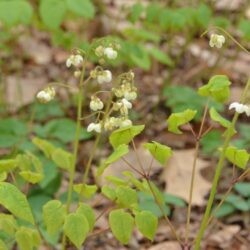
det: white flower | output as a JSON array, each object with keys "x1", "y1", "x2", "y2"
[
  {"x1": 209, "y1": 34, "x2": 225, "y2": 48},
  {"x1": 103, "y1": 47, "x2": 117, "y2": 59},
  {"x1": 229, "y1": 102, "x2": 250, "y2": 116},
  {"x1": 90, "y1": 97, "x2": 104, "y2": 111},
  {"x1": 104, "y1": 117, "x2": 120, "y2": 130},
  {"x1": 87, "y1": 123, "x2": 101, "y2": 133},
  {"x1": 121, "y1": 98, "x2": 132, "y2": 109},
  {"x1": 66, "y1": 54, "x2": 83, "y2": 68},
  {"x1": 36, "y1": 87, "x2": 55, "y2": 103},
  {"x1": 119, "y1": 119, "x2": 132, "y2": 128},
  {"x1": 74, "y1": 70, "x2": 81, "y2": 78},
  {"x1": 124, "y1": 91, "x2": 137, "y2": 101},
  {"x1": 97, "y1": 70, "x2": 112, "y2": 84},
  {"x1": 229, "y1": 102, "x2": 246, "y2": 113}
]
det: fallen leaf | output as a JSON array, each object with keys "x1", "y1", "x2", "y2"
[
  {"x1": 162, "y1": 149, "x2": 211, "y2": 206},
  {"x1": 207, "y1": 225, "x2": 240, "y2": 248},
  {"x1": 148, "y1": 241, "x2": 181, "y2": 250}
]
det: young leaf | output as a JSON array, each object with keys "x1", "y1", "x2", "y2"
[
  {"x1": 43, "y1": 200, "x2": 66, "y2": 236},
  {"x1": 15, "y1": 227, "x2": 41, "y2": 250},
  {"x1": 225, "y1": 146, "x2": 249, "y2": 169},
  {"x1": 167, "y1": 109, "x2": 197, "y2": 134},
  {"x1": 66, "y1": 0, "x2": 95, "y2": 19},
  {"x1": 198, "y1": 75, "x2": 231, "y2": 103},
  {"x1": 73, "y1": 184, "x2": 97, "y2": 198},
  {"x1": 116, "y1": 186, "x2": 138, "y2": 208},
  {"x1": 51, "y1": 148, "x2": 73, "y2": 171},
  {"x1": 122, "y1": 171, "x2": 145, "y2": 191},
  {"x1": 109, "y1": 125, "x2": 145, "y2": 148},
  {"x1": 209, "y1": 107, "x2": 231, "y2": 128},
  {"x1": 97, "y1": 144, "x2": 129, "y2": 176},
  {"x1": 0, "y1": 159, "x2": 18, "y2": 173},
  {"x1": 0, "y1": 214, "x2": 17, "y2": 235},
  {"x1": 0, "y1": 182, "x2": 34, "y2": 224},
  {"x1": 39, "y1": 0, "x2": 67, "y2": 29},
  {"x1": 109, "y1": 209, "x2": 134, "y2": 245},
  {"x1": 234, "y1": 182, "x2": 250, "y2": 197},
  {"x1": 76, "y1": 204, "x2": 95, "y2": 231},
  {"x1": 144, "y1": 141, "x2": 172, "y2": 165},
  {"x1": 63, "y1": 213, "x2": 89, "y2": 249},
  {"x1": 32, "y1": 137, "x2": 56, "y2": 158},
  {"x1": 101, "y1": 186, "x2": 116, "y2": 201},
  {"x1": 147, "y1": 47, "x2": 174, "y2": 67},
  {"x1": 19, "y1": 171, "x2": 43, "y2": 184},
  {"x1": 0, "y1": 239, "x2": 7, "y2": 250},
  {"x1": 135, "y1": 211, "x2": 158, "y2": 240}
]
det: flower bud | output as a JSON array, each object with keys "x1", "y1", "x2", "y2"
[
  {"x1": 103, "y1": 47, "x2": 117, "y2": 59},
  {"x1": 90, "y1": 97, "x2": 104, "y2": 111},
  {"x1": 87, "y1": 123, "x2": 101, "y2": 133},
  {"x1": 36, "y1": 87, "x2": 55, "y2": 103},
  {"x1": 97, "y1": 70, "x2": 112, "y2": 84},
  {"x1": 209, "y1": 34, "x2": 225, "y2": 48},
  {"x1": 66, "y1": 54, "x2": 83, "y2": 68}
]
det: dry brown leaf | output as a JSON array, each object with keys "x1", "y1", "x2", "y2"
[
  {"x1": 148, "y1": 241, "x2": 181, "y2": 250},
  {"x1": 207, "y1": 225, "x2": 240, "y2": 248},
  {"x1": 162, "y1": 149, "x2": 211, "y2": 206}
]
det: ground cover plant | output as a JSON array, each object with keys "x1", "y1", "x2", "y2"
[{"x1": 0, "y1": 1, "x2": 249, "y2": 250}]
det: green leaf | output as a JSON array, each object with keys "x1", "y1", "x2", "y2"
[
  {"x1": 238, "y1": 18, "x2": 250, "y2": 41},
  {"x1": 135, "y1": 211, "x2": 158, "y2": 240},
  {"x1": 73, "y1": 184, "x2": 97, "y2": 198},
  {"x1": 0, "y1": 182, "x2": 34, "y2": 224},
  {"x1": 164, "y1": 193, "x2": 186, "y2": 207},
  {"x1": 109, "y1": 125, "x2": 145, "y2": 148},
  {"x1": 19, "y1": 171, "x2": 44, "y2": 184},
  {"x1": 213, "y1": 202, "x2": 236, "y2": 218},
  {"x1": 0, "y1": 0, "x2": 33, "y2": 27},
  {"x1": 0, "y1": 172, "x2": 7, "y2": 182},
  {"x1": 101, "y1": 186, "x2": 116, "y2": 201},
  {"x1": 76, "y1": 204, "x2": 95, "y2": 231},
  {"x1": 122, "y1": 28, "x2": 160, "y2": 42},
  {"x1": 51, "y1": 148, "x2": 73, "y2": 171},
  {"x1": 109, "y1": 209, "x2": 134, "y2": 245},
  {"x1": 0, "y1": 159, "x2": 18, "y2": 173},
  {"x1": 209, "y1": 107, "x2": 231, "y2": 128},
  {"x1": 128, "y1": 3, "x2": 144, "y2": 23},
  {"x1": 32, "y1": 137, "x2": 56, "y2": 158},
  {"x1": 39, "y1": 0, "x2": 67, "y2": 29},
  {"x1": 0, "y1": 239, "x2": 8, "y2": 250},
  {"x1": 116, "y1": 186, "x2": 138, "y2": 208},
  {"x1": 225, "y1": 194, "x2": 249, "y2": 211},
  {"x1": 97, "y1": 144, "x2": 129, "y2": 176},
  {"x1": 167, "y1": 109, "x2": 197, "y2": 134},
  {"x1": 122, "y1": 171, "x2": 145, "y2": 191},
  {"x1": 0, "y1": 214, "x2": 17, "y2": 235},
  {"x1": 43, "y1": 200, "x2": 66, "y2": 236},
  {"x1": 225, "y1": 146, "x2": 249, "y2": 169},
  {"x1": 147, "y1": 47, "x2": 174, "y2": 67},
  {"x1": 198, "y1": 75, "x2": 231, "y2": 103},
  {"x1": 234, "y1": 182, "x2": 250, "y2": 197},
  {"x1": 144, "y1": 141, "x2": 172, "y2": 165},
  {"x1": 105, "y1": 175, "x2": 128, "y2": 186},
  {"x1": 66, "y1": 0, "x2": 95, "y2": 19},
  {"x1": 15, "y1": 227, "x2": 41, "y2": 250},
  {"x1": 63, "y1": 213, "x2": 89, "y2": 249}
]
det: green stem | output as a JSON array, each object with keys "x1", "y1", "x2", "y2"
[
  {"x1": 194, "y1": 78, "x2": 250, "y2": 249},
  {"x1": 62, "y1": 62, "x2": 86, "y2": 250}
]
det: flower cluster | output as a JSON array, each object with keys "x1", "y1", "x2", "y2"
[
  {"x1": 87, "y1": 71, "x2": 137, "y2": 133},
  {"x1": 95, "y1": 45, "x2": 118, "y2": 61},
  {"x1": 36, "y1": 87, "x2": 56, "y2": 103},
  {"x1": 209, "y1": 34, "x2": 225, "y2": 48},
  {"x1": 229, "y1": 102, "x2": 250, "y2": 116}
]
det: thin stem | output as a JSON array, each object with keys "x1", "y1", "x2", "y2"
[
  {"x1": 147, "y1": 156, "x2": 155, "y2": 177},
  {"x1": 121, "y1": 157, "x2": 144, "y2": 176},
  {"x1": 185, "y1": 141, "x2": 199, "y2": 243},
  {"x1": 194, "y1": 78, "x2": 250, "y2": 250},
  {"x1": 48, "y1": 82, "x2": 75, "y2": 90},
  {"x1": 146, "y1": 179, "x2": 182, "y2": 245},
  {"x1": 188, "y1": 122, "x2": 197, "y2": 139},
  {"x1": 131, "y1": 139, "x2": 146, "y2": 175},
  {"x1": 62, "y1": 61, "x2": 86, "y2": 250},
  {"x1": 185, "y1": 101, "x2": 209, "y2": 243},
  {"x1": 201, "y1": 26, "x2": 250, "y2": 55}
]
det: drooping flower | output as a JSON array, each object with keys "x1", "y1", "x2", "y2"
[
  {"x1": 87, "y1": 123, "x2": 101, "y2": 133},
  {"x1": 97, "y1": 70, "x2": 112, "y2": 84},
  {"x1": 36, "y1": 87, "x2": 55, "y2": 103},
  {"x1": 66, "y1": 54, "x2": 83, "y2": 68},
  {"x1": 119, "y1": 119, "x2": 132, "y2": 128},
  {"x1": 90, "y1": 97, "x2": 104, "y2": 111},
  {"x1": 124, "y1": 91, "x2": 137, "y2": 101},
  {"x1": 209, "y1": 34, "x2": 225, "y2": 48},
  {"x1": 121, "y1": 98, "x2": 132, "y2": 109},
  {"x1": 229, "y1": 102, "x2": 250, "y2": 116},
  {"x1": 103, "y1": 47, "x2": 117, "y2": 59}
]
